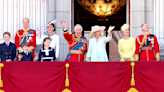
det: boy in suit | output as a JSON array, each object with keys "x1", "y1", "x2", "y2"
[
  {"x1": 17, "y1": 42, "x2": 33, "y2": 61},
  {"x1": 0, "y1": 32, "x2": 16, "y2": 62}
]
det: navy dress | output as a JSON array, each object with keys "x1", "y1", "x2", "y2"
[
  {"x1": 19, "y1": 52, "x2": 33, "y2": 61},
  {"x1": 0, "y1": 42, "x2": 16, "y2": 61},
  {"x1": 38, "y1": 47, "x2": 56, "y2": 62}
]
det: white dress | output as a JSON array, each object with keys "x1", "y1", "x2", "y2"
[
  {"x1": 87, "y1": 35, "x2": 112, "y2": 62},
  {"x1": 36, "y1": 32, "x2": 59, "y2": 58}
]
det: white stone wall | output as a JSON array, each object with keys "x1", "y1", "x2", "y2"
[
  {"x1": 0, "y1": 0, "x2": 70, "y2": 61},
  {"x1": 130, "y1": 0, "x2": 156, "y2": 38},
  {"x1": 130, "y1": 0, "x2": 145, "y2": 38},
  {"x1": 153, "y1": 0, "x2": 164, "y2": 59},
  {"x1": 0, "y1": 0, "x2": 47, "y2": 43},
  {"x1": 47, "y1": 0, "x2": 71, "y2": 61},
  {"x1": 130, "y1": 0, "x2": 164, "y2": 59},
  {"x1": 56, "y1": 0, "x2": 71, "y2": 61}
]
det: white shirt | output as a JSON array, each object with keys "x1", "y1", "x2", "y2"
[
  {"x1": 87, "y1": 35, "x2": 112, "y2": 62},
  {"x1": 36, "y1": 33, "x2": 59, "y2": 58},
  {"x1": 24, "y1": 51, "x2": 28, "y2": 55},
  {"x1": 5, "y1": 42, "x2": 10, "y2": 46}
]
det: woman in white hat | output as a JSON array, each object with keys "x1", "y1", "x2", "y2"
[
  {"x1": 86, "y1": 25, "x2": 114, "y2": 62},
  {"x1": 36, "y1": 20, "x2": 59, "y2": 59},
  {"x1": 118, "y1": 24, "x2": 135, "y2": 62}
]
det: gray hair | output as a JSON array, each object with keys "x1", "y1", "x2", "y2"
[{"x1": 74, "y1": 24, "x2": 83, "y2": 31}]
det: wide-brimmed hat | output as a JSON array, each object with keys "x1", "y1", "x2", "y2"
[
  {"x1": 90, "y1": 25, "x2": 106, "y2": 37},
  {"x1": 121, "y1": 24, "x2": 129, "y2": 31},
  {"x1": 44, "y1": 20, "x2": 57, "y2": 30}
]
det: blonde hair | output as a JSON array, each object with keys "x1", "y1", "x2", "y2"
[{"x1": 121, "y1": 24, "x2": 129, "y2": 31}]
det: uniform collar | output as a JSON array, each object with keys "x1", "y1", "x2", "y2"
[
  {"x1": 5, "y1": 42, "x2": 10, "y2": 44},
  {"x1": 5, "y1": 42, "x2": 10, "y2": 45},
  {"x1": 143, "y1": 32, "x2": 149, "y2": 35},
  {"x1": 23, "y1": 28, "x2": 30, "y2": 32},
  {"x1": 24, "y1": 51, "x2": 29, "y2": 55},
  {"x1": 75, "y1": 34, "x2": 82, "y2": 38}
]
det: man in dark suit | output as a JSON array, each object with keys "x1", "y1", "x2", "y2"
[
  {"x1": 17, "y1": 42, "x2": 33, "y2": 61},
  {"x1": 0, "y1": 32, "x2": 16, "y2": 62}
]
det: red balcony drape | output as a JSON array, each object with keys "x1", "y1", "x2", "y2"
[{"x1": 1, "y1": 62, "x2": 164, "y2": 92}]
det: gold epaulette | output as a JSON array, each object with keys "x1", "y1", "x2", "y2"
[
  {"x1": 16, "y1": 30, "x2": 24, "y2": 38},
  {"x1": 67, "y1": 34, "x2": 81, "y2": 47},
  {"x1": 16, "y1": 29, "x2": 28, "y2": 45}
]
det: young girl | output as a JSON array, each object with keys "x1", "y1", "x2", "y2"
[{"x1": 35, "y1": 37, "x2": 56, "y2": 62}]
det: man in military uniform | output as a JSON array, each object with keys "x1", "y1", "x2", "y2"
[
  {"x1": 135, "y1": 23, "x2": 160, "y2": 61},
  {"x1": 0, "y1": 32, "x2": 16, "y2": 62},
  {"x1": 61, "y1": 20, "x2": 87, "y2": 62},
  {"x1": 15, "y1": 18, "x2": 36, "y2": 58}
]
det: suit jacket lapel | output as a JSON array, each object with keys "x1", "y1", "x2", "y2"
[
  {"x1": 3, "y1": 42, "x2": 8, "y2": 48},
  {"x1": 8, "y1": 42, "x2": 12, "y2": 48}
]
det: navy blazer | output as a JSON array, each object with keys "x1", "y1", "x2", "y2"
[
  {"x1": 0, "y1": 42, "x2": 16, "y2": 61},
  {"x1": 19, "y1": 52, "x2": 33, "y2": 61},
  {"x1": 38, "y1": 47, "x2": 56, "y2": 61}
]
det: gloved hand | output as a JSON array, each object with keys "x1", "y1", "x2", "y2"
[
  {"x1": 108, "y1": 26, "x2": 115, "y2": 32},
  {"x1": 28, "y1": 46, "x2": 34, "y2": 53},
  {"x1": 36, "y1": 27, "x2": 40, "y2": 37},
  {"x1": 17, "y1": 47, "x2": 24, "y2": 53}
]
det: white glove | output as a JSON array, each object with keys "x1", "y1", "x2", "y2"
[
  {"x1": 86, "y1": 57, "x2": 91, "y2": 62},
  {"x1": 28, "y1": 46, "x2": 34, "y2": 53},
  {"x1": 36, "y1": 27, "x2": 40, "y2": 37},
  {"x1": 108, "y1": 26, "x2": 115, "y2": 32},
  {"x1": 17, "y1": 47, "x2": 24, "y2": 53}
]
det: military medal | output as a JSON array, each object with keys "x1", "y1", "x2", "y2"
[
  {"x1": 81, "y1": 47, "x2": 84, "y2": 50},
  {"x1": 29, "y1": 36, "x2": 32, "y2": 40},
  {"x1": 83, "y1": 44, "x2": 86, "y2": 47}
]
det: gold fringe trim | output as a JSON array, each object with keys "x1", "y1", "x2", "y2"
[
  {"x1": 127, "y1": 62, "x2": 139, "y2": 92},
  {"x1": 127, "y1": 87, "x2": 139, "y2": 92},
  {"x1": 62, "y1": 63, "x2": 72, "y2": 92},
  {"x1": 62, "y1": 88, "x2": 72, "y2": 92},
  {"x1": 134, "y1": 55, "x2": 139, "y2": 61},
  {"x1": 65, "y1": 63, "x2": 70, "y2": 87},
  {"x1": 156, "y1": 53, "x2": 160, "y2": 60},
  {"x1": 130, "y1": 62, "x2": 135, "y2": 86},
  {"x1": 0, "y1": 63, "x2": 4, "y2": 90}
]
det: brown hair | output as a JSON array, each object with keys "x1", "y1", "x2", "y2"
[
  {"x1": 22, "y1": 42, "x2": 29, "y2": 47},
  {"x1": 48, "y1": 23, "x2": 56, "y2": 31},
  {"x1": 3, "y1": 32, "x2": 11, "y2": 37},
  {"x1": 42, "y1": 37, "x2": 51, "y2": 48}
]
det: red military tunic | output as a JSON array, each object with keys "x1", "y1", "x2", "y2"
[
  {"x1": 135, "y1": 34, "x2": 160, "y2": 61},
  {"x1": 63, "y1": 30, "x2": 87, "y2": 62},
  {"x1": 15, "y1": 29, "x2": 36, "y2": 58}
]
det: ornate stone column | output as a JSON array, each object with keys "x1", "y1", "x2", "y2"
[{"x1": 154, "y1": 0, "x2": 164, "y2": 60}]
